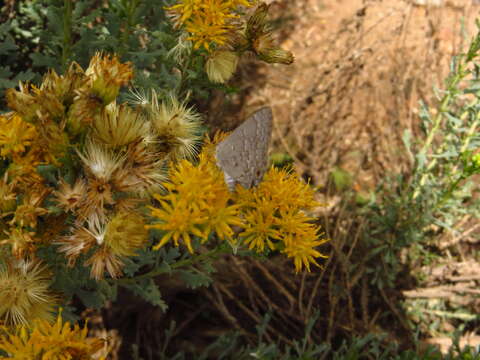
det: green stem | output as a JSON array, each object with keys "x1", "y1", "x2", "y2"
[
  {"x1": 412, "y1": 59, "x2": 473, "y2": 200},
  {"x1": 61, "y1": 0, "x2": 73, "y2": 71},
  {"x1": 176, "y1": 50, "x2": 196, "y2": 98}
]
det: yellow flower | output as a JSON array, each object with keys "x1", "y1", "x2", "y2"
[
  {"x1": 235, "y1": 166, "x2": 328, "y2": 271},
  {"x1": 167, "y1": 0, "x2": 254, "y2": 51},
  {"x1": 147, "y1": 197, "x2": 206, "y2": 253},
  {"x1": 255, "y1": 167, "x2": 319, "y2": 211},
  {"x1": 0, "y1": 312, "x2": 106, "y2": 359},
  {"x1": 239, "y1": 207, "x2": 281, "y2": 252},
  {"x1": 282, "y1": 232, "x2": 328, "y2": 273},
  {"x1": 185, "y1": 16, "x2": 234, "y2": 51},
  {"x1": 147, "y1": 149, "x2": 243, "y2": 252},
  {"x1": 275, "y1": 209, "x2": 318, "y2": 238},
  {"x1": 276, "y1": 209, "x2": 328, "y2": 272},
  {"x1": 0, "y1": 259, "x2": 57, "y2": 327},
  {"x1": 0, "y1": 114, "x2": 37, "y2": 158},
  {"x1": 203, "y1": 200, "x2": 243, "y2": 242}
]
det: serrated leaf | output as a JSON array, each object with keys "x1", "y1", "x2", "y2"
[
  {"x1": 122, "y1": 249, "x2": 157, "y2": 277},
  {"x1": 30, "y1": 52, "x2": 60, "y2": 69},
  {"x1": 0, "y1": 35, "x2": 17, "y2": 54},
  {"x1": 161, "y1": 246, "x2": 181, "y2": 264},
  {"x1": 124, "y1": 279, "x2": 167, "y2": 310},
  {"x1": 178, "y1": 269, "x2": 213, "y2": 289}
]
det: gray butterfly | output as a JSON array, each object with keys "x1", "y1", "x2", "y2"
[{"x1": 215, "y1": 107, "x2": 273, "y2": 190}]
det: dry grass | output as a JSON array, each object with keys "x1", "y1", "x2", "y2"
[
  {"x1": 88, "y1": 1, "x2": 480, "y2": 357},
  {"x1": 196, "y1": 0, "x2": 480, "y2": 352}
]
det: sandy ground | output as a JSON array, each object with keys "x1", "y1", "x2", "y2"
[{"x1": 246, "y1": 0, "x2": 480, "y2": 189}]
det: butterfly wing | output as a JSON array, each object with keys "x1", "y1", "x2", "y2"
[{"x1": 215, "y1": 107, "x2": 273, "y2": 189}]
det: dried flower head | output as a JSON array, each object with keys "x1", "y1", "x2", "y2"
[
  {"x1": 68, "y1": 53, "x2": 133, "y2": 128},
  {"x1": 85, "y1": 52, "x2": 134, "y2": 105},
  {"x1": 93, "y1": 103, "x2": 149, "y2": 148},
  {"x1": 149, "y1": 94, "x2": 202, "y2": 160},
  {"x1": 113, "y1": 141, "x2": 167, "y2": 197},
  {"x1": 253, "y1": 35, "x2": 294, "y2": 65},
  {"x1": 245, "y1": 2, "x2": 294, "y2": 65},
  {"x1": 5, "y1": 83, "x2": 40, "y2": 123},
  {"x1": 78, "y1": 140, "x2": 125, "y2": 218},
  {"x1": 0, "y1": 259, "x2": 57, "y2": 326},
  {"x1": 53, "y1": 178, "x2": 87, "y2": 213},
  {"x1": 42, "y1": 63, "x2": 85, "y2": 105},
  {"x1": 0, "y1": 173, "x2": 16, "y2": 214},
  {"x1": 1, "y1": 228, "x2": 36, "y2": 259},
  {"x1": 11, "y1": 187, "x2": 50, "y2": 229},
  {"x1": 58, "y1": 213, "x2": 147, "y2": 279},
  {"x1": 86, "y1": 245, "x2": 124, "y2": 280},
  {"x1": 56, "y1": 216, "x2": 102, "y2": 266},
  {"x1": 78, "y1": 140, "x2": 125, "y2": 182},
  {"x1": 69, "y1": 91, "x2": 104, "y2": 128}
]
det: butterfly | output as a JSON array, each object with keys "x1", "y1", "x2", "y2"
[{"x1": 215, "y1": 107, "x2": 273, "y2": 190}]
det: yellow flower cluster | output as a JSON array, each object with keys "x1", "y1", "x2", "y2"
[
  {"x1": 166, "y1": 1, "x2": 294, "y2": 83},
  {"x1": 146, "y1": 147, "x2": 242, "y2": 253},
  {"x1": 147, "y1": 144, "x2": 328, "y2": 272},
  {"x1": 167, "y1": 0, "x2": 254, "y2": 51},
  {"x1": 236, "y1": 168, "x2": 328, "y2": 272},
  {"x1": 0, "y1": 312, "x2": 106, "y2": 359}
]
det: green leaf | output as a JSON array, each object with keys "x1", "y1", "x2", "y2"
[
  {"x1": 178, "y1": 269, "x2": 213, "y2": 289},
  {"x1": 36, "y1": 164, "x2": 58, "y2": 184},
  {"x1": 123, "y1": 278, "x2": 167, "y2": 311},
  {"x1": 0, "y1": 35, "x2": 17, "y2": 54}
]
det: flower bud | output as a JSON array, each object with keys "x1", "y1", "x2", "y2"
[{"x1": 206, "y1": 50, "x2": 239, "y2": 83}]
